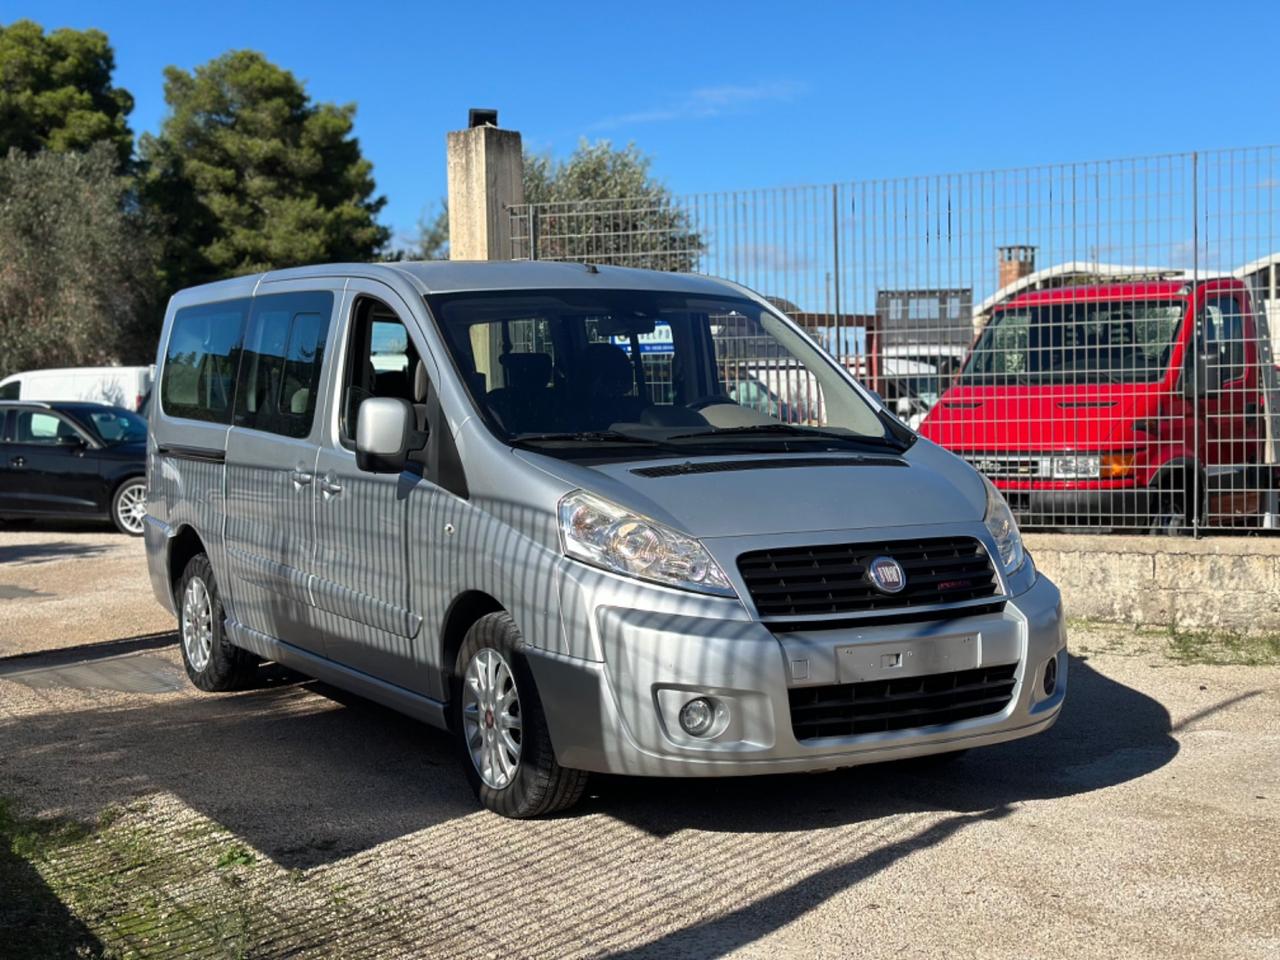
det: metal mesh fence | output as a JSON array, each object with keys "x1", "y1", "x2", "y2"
[{"x1": 510, "y1": 147, "x2": 1280, "y2": 534}]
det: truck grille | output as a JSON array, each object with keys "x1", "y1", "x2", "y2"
[
  {"x1": 961, "y1": 453, "x2": 1048, "y2": 479},
  {"x1": 737, "y1": 536, "x2": 999, "y2": 618},
  {"x1": 788, "y1": 663, "x2": 1019, "y2": 740}
]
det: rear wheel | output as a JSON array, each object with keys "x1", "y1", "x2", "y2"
[
  {"x1": 111, "y1": 477, "x2": 147, "y2": 536},
  {"x1": 176, "y1": 554, "x2": 255, "y2": 691},
  {"x1": 450, "y1": 612, "x2": 588, "y2": 818}
]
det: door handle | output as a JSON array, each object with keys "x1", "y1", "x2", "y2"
[
  {"x1": 319, "y1": 475, "x2": 343, "y2": 498},
  {"x1": 9, "y1": 456, "x2": 25, "y2": 468},
  {"x1": 290, "y1": 468, "x2": 313, "y2": 489}
]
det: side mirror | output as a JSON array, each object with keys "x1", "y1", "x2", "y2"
[
  {"x1": 355, "y1": 397, "x2": 426, "y2": 473},
  {"x1": 1182, "y1": 348, "x2": 1223, "y2": 401}
]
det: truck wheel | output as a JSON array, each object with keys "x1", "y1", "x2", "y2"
[
  {"x1": 111, "y1": 477, "x2": 147, "y2": 536},
  {"x1": 450, "y1": 612, "x2": 588, "y2": 818},
  {"x1": 176, "y1": 554, "x2": 255, "y2": 691},
  {"x1": 1149, "y1": 493, "x2": 1188, "y2": 535}
]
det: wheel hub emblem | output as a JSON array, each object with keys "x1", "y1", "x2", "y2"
[{"x1": 484, "y1": 708, "x2": 495, "y2": 729}]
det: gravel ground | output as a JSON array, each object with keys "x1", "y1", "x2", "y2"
[{"x1": 0, "y1": 526, "x2": 1277, "y2": 959}]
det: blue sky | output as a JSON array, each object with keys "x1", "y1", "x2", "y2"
[{"x1": 5, "y1": 0, "x2": 1276, "y2": 246}]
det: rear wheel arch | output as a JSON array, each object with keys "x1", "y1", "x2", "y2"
[{"x1": 167, "y1": 525, "x2": 207, "y2": 596}]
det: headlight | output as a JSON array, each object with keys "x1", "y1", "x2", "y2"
[
  {"x1": 1051, "y1": 454, "x2": 1101, "y2": 479},
  {"x1": 983, "y1": 476, "x2": 1025, "y2": 573},
  {"x1": 558, "y1": 491, "x2": 737, "y2": 597}
]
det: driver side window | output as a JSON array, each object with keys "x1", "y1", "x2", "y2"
[
  {"x1": 340, "y1": 299, "x2": 421, "y2": 446},
  {"x1": 1201, "y1": 296, "x2": 1245, "y2": 383},
  {"x1": 14, "y1": 411, "x2": 77, "y2": 445}
]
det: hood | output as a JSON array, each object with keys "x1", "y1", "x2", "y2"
[
  {"x1": 514, "y1": 441, "x2": 986, "y2": 539},
  {"x1": 920, "y1": 384, "x2": 1161, "y2": 450}
]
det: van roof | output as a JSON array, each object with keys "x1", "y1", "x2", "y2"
[
  {"x1": 211, "y1": 260, "x2": 743, "y2": 298},
  {"x1": 1001, "y1": 276, "x2": 1246, "y2": 308}
]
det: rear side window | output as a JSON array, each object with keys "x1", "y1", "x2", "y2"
[
  {"x1": 161, "y1": 299, "x2": 249, "y2": 423},
  {"x1": 235, "y1": 291, "x2": 334, "y2": 438},
  {"x1": 0, "y1": 381, "x2": 18, "y2": 400},
  {"x1": 14, "y1": 411, "x2": 78, "y2": 444}
]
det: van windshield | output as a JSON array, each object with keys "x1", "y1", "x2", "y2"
[
  {"x1": 426, "y1": 289, "x2": 904, "y2": 458},
  {"x1": 961, "y1": 299, "x2": 1185, "y2": 386}
]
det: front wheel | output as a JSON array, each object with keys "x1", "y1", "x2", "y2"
[
  {"x1": 451, "y1": 612, "x2": 588, "y2": 818},
  {"x1": 111, "y1": 477, "x2": 147, "y2": 536}
]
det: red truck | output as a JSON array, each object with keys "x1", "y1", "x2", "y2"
[{"x1": 920, "y1": 278, "x2": 1277, "y2": 531}]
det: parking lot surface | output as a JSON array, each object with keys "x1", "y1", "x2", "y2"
[{"x1": 1, "y1": 526, "x2": 1278, "y2": 959}]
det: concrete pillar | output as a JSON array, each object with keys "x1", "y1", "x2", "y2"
[{"x1": 446, "y1": 123, "x2": 524, "y2": 262}]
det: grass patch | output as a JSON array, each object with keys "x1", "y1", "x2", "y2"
[
  {"x1": 1068, "y1": 618, "x2": 1280, "y2": 666},
  {"x1": 1165, "y1": 628, "x2": 1280, "y2": 666}
]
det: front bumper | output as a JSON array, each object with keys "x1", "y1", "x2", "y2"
[
  {"x1": 1002, "y1": 487, "x2": 1159, "y2": 528},
  {"x1": 527, "y1": 571, "x2": 1067, "y2": 777}
]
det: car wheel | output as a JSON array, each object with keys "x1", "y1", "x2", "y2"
[
  {"x1": 111, "y1": 477, "x2": 148, "y2": 536},
  {"x1": 451, "y1": 612, "x2": 588, "y2": 818},
  {"x1": 176, "y1": 554, "x2": 255, "y2": 692}
]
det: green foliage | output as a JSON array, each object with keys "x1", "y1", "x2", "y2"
[
  {"x1": 522, "y1": 140, "x2": 702, "y2": 271},
  {"x1": 0, "y1": 20, "x2": 134, "y2": 168},
  {"x1": 0, "y1": 144, "x2": 158, "y2": 378},
  {"x1": 412, "y1": 139, "x2": 701, "y2": 270},
  {"x1": 141, "y1": 50, "x2": 389, "y2": 292}
]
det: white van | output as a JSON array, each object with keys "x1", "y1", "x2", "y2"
[{"x1": 0, "y1": 366, "x2": 154, "y2": 411}]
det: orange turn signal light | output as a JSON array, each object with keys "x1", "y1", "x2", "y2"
[{"x1": 1102, "y1": 453, "x2": 1136, "y2": 479}]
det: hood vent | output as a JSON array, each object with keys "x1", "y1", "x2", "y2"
[{"x1": 631, "y1": 456, "x2": 906, "y2": 479}]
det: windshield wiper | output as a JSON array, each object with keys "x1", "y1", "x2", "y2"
[
  {"x1": 511, "y1": 430, "x2": 665, "y2": 445},
  {"x1": 668, "y1": 423, "x2": 906, "y2": 449}
]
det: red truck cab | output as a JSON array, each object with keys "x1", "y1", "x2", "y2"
[{"x1": 920, "y1": 278, "x2": 1273, "y2": 531}]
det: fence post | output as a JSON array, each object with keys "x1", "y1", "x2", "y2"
[{"x1": 446, "y1": 116, "x2": 524, "y2": 261}]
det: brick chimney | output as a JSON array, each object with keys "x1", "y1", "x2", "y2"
[{"x1": 998, "y1": 245, "x2": 1037, "y2": 290}]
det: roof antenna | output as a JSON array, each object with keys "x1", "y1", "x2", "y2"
[{"x1": 583, "y1": 263, "x2": 599, "y2": 274}]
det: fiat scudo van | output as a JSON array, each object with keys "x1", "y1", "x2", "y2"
[{"x1": 145, "y1": 261, "x2": 1066, "y2": 818}]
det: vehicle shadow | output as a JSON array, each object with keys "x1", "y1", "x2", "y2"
[
  {"x1": 0, "y1": 651, "x2": 1174, "y2": 887},
  {"x1": 0, "y1": 538, "x2": 113, "y2": 566}
]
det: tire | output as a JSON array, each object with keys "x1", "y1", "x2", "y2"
[
  {"x1": 450, "y1": 612, "x2": 588, "y2": 818},
  {"x1": 110, "y1": 477, "x2": 147, "y2": 536},
  {"x1": 176, "y1": 554, "x2": 255, "y2": 692}
]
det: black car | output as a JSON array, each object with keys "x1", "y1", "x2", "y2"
[{"x1": 0, "y1": 401, "x2": 148, "y2": 536}]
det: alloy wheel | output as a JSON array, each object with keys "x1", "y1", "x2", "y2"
[
  {"x1": 181, "y1": 577, "x2": 214, "y2": 672},
  {"x1": 116, "y1": 482, "x2": 147, "y2": 535},
  {"x1": 461, "y1": 648, "x2": 523, "y2": 789}
]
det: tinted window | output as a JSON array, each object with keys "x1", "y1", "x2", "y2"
[
  {"x1": 14, "y1": 411, "x2": 79, "y2": 445},
  {"x1": 0, "y1": 381, "x2": 18, "y2": 400},
  {"x1": 161, "y1": 299, "x2": 249, "y2": 423},
  {"x1": 82, "y1": 408, "x2": 148, "y2": 444},
  {"x1": 235, "y1": 292, "x2": 333, "y2": 438},
  {"x1": 1201, "y1": 295, "x2": 1245, "y2": 381}
]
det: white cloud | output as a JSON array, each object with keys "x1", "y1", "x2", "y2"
[{"x1": 590, "y1": 80, "x2": 805, "y2": 130}]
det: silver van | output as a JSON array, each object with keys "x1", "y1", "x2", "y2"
[{"x1": 144, "y1": 262, "x2": 1067, "y2": 818}]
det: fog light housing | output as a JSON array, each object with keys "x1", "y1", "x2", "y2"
[
  {"x1": 678, "y1": 697, "x2": 718, "y2": 737},
  {"x1": 1043, "y1": 656, "x2": 1058, "y2": 696}
]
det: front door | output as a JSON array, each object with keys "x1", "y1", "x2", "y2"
[
  {"x1": 310, "y1": 285, "x2": 437, "y2": 692},
  {"x1": 1, "y1": 409, "x2": 104, "y2": 516},
  {"x1": 223, "y1": 284, "x2": 338, "y2": 651}
]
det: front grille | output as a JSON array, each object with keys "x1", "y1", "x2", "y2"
[
  {"x1": 737, "y1": 536, "x2": 999, "y2": 618},
  {"x1": 961, "y1": 453, "x2": 1048, "y2": 479},
  {"x1": 788, "y1": 663, "x2": 1019, "y2": 740}
]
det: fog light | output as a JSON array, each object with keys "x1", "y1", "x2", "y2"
[
  {"x1": 678, "y1": 697, "x2": 717, "y2": 737},
  {"x1": 1043, "y1": 656, "x2": 1058, "y2": 696}
]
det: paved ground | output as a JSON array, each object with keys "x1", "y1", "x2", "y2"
[{"x1": 1, "y1": 526, "x2": 1277, "y2": 959}]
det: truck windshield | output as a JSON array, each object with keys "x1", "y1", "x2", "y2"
[
  {"x1": 961, "y1": 300, "x2": 1185, "y2": 386},
  {"x1": 426, "y1": 288, "x2": 903, "y2": 457}
]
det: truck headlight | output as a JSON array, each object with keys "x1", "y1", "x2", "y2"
[
  {"x1": 983, "y1": 477, "x2": 1025, "y2": 573},
  {"x1": 558, "y1": 490, "x2": 736, "y2": 597},
  {"x1": 1051, "y1": 454, "x2": 1101, "y2": 479}
]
